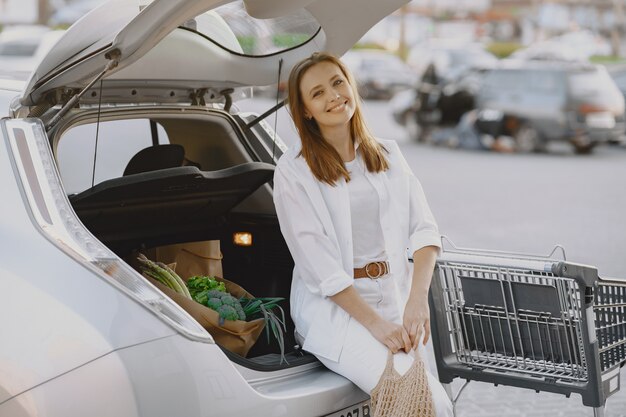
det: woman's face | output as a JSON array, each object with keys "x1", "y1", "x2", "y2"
[{"x1": 299, "y1": 61, "x2": 356, "y2": 132}]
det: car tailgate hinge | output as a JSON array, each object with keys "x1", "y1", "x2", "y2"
[
  {"x1": 45, "y1": 49, "x2": 121, "y2": 132},
  {"x1": 190, "y1": 88, "x2": 208, "y2": 106}
]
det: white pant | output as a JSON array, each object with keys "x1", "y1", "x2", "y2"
[
  {"x1": 316, "y1": 276, "x2": 454, "y2": 417},
  {"x1": 317, "y1": 317, "x2": 453, "y2": 417}
]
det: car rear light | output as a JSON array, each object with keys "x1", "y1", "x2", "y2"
[
  {"x1": 5, "y1": 118, "x2": 212, "y2": 343},
  {"x1": 233, "y1": 232, "x2": 253, "y2": 246},
  {"x1": 578, "y1": 103, "x2": 610, "y2": 115}
]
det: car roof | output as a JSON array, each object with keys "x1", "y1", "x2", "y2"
[{"x1": 493, "y1": 59, "x2": 599, "y2": 72}]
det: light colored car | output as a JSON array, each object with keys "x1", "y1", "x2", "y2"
[
  {"x1": 406, "y1": 39, "x2": 497, "y2": 83},
  {"x1": 342, "y1": 49, "x2": 418, "y2": 100},
  {"x1": 0, "y1": 25, "x2": 65, "y2": 76},
  {"x1": 0, "y1": 0, "x2": 410, "y2": 416},
  {"x1": 511, "y1": 30, "x2": 612, "y2": 63},
  {"x1": 48, "y1": 0, "x2": 109, "y2": 26},
  {"x1": 476, "y1": 60, "x2": 625, "y2": 153}
]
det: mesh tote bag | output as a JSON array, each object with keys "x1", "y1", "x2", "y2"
[{"x1": 370, "y1": 350, "x2": 436, "y2": 417}]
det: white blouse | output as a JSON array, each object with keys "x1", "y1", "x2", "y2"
[
  {"x1": 345, "y1": 158, "x2": 386, "y2": 268},
  {"x1": 273, "y1": 138, "x2": 441, "y2": 362}
]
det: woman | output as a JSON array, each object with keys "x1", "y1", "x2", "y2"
[{"x1": 273, "y1": 52, "x2": 453, "y2": 417}]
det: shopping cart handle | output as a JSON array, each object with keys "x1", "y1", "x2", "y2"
[
  {"x1": 551, "y1": 261, "x2": 599, "y2": 288},
  {"x1": 439, "y1": 235, "x2": 567, "y2": 261}
]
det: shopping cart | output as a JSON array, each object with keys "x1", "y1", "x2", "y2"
[{"x1": 429, "y1": 237, "x2": 626, "y2": 417}]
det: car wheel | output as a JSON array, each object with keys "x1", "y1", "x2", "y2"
[
  {"x1": 572, "y1": 141, "x2": 597, "y2": 155},
  {"x1": 404, "y1": 111, "x2": 422, "y2": 141},
  {"x1": 417, "y1": 126, "x2": 433, "y2": 143},
  {"x1": 513, "y1": 124, "x2": 545, "y2": 153}
]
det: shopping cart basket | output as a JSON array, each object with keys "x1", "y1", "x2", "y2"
[{"x1": 429, "y1": 237, "x2": 626, "y2": 417}]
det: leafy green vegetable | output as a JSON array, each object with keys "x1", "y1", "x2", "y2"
[{"x1": 186, "y1": 275, "x2": 226, "y2": 301}]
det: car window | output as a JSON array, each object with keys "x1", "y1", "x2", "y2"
[
  {"x1": 0, "y1": 40, "x2": 39, "y2": 57},
  {"x1": 482, "y1": 69, "x2": 522, "y2": 93},
  {"x1": 449, "y1": 49, "x2": 496, "y2": 68},
  {"x1": 611, "y1": 70, "x2": 626, "y2": 92},
  {"x1": 528, "y1": 70, "x2": 562, "y2": 94},
  {"x1": 191, "y1": 0, "x2": 320, "y2": 56},
  {"x1": 56, "y1": 119, "x2": 169, "y2": 195}
]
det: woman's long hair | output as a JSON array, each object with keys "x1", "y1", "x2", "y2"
[{"x1": 287, "y1": 52, "x2": 388, "y2": 185}]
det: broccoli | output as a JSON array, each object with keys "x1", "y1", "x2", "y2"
[
  {"x1": 207, "y1": 289, "x2": 225, "y2": 299},
  {"x1": 219, "y1": 294, "x2": 246, "y2": 320},
  {"x1": 217, "y1": 304, "x2": 239, "y2": 321},
  {"x1": 220, "y1": 294, "x2": 239, "y2": 307},
  {"x1": 206, "y1": 297, "x2": 223, "y2": 311},
  {"x1": 236, "y1": 306, "x2": 246, "y2": 321}
]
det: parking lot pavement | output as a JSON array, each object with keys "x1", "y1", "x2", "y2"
[{"x1": 450, "y1": 370, "x2": 626, "y2": 417}]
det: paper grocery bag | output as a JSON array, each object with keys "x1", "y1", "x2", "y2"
[
  {"x1": 143, "y1": 273, "x2": 264, "y2": 357},
  {"x1": 154, "y1": 240, "x2": 223, "y2": 279}
]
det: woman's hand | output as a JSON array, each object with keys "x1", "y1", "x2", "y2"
[
  {"x1": 368, "y1": 317, "x2": 412, "y2": 354},
  {"x1": 403, "y1": 291, "x2": 430, "y2": 350},
  {"x1": 330, "y1": 286, "x2": 411, "y2": 353}
]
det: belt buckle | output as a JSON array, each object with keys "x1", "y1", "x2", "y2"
[{"x1": 365, "y1": 261, "x2": 388, "y2": 279}]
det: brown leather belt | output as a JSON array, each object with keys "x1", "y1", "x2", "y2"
[{"x1": 354, "y1": 261, "x2": 390, "y2": 279}]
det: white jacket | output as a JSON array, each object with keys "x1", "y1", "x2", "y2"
[{"x1": 273, "y1": 138, "x2": 440, "y2": 362}]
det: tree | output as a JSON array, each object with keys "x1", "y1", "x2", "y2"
[{"x1": 37, "y1": 0, "x2": 50, "y2": 25}]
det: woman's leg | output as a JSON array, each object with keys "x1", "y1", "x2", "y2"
[{"x1": 317, "y1": 317, "x2": 453, "y2": 417}]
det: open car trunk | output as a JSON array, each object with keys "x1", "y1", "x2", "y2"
[{"x1": 54, "y1": 105, "x2": 315, "y2": 371}]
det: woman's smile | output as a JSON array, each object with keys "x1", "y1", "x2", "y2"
[{"x1": 327, "y1": 100, "x2": 349, "y2": 113}]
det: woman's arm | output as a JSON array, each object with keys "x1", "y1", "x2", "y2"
[
  {"x1": 331, "y1": 286, "x2": 411, "y2": 354},
  {"x1": 403, "y1": 245, "x2": 439, "y2": 350},
  {"x1": 273, "y1": 165, "x2": 353, "y2": 297}
]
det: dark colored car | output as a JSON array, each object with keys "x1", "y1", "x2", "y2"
[{"x1": 390, "y1": 65, "x2": 486, "y2": 142}]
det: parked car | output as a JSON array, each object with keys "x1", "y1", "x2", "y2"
[
  {"x1": 0, "y1": 0, "x2": 410, "y2": 416},
  {"x1": 475, "y1": 60, "x2": 625, "y2": 153},
  {"x1": 342, "y1": 49, "x2": 418, "y2": 99},
  {"x1": 0, "y1": 25, "x2": 65, "y2": 75},
  {"x1": 48, "y1": 0, "x2": 108, "y2": 26},
  {"x1": 511, "y1": 30, "x2": 611, "y2": 63},
  {"x1": 406, "y1": 39, "x2": 498, "y2": 83}
]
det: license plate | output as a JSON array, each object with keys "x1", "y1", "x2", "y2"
[
  {"x1": 325, "y1": 400, "x2": 371, "y2": 417},
  {"x1": 586, "y1": 112, "x2": 615, "y2": 129}
]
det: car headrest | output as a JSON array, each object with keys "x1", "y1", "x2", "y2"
[{"x1": 123, "y1": 144, "x2": 185, "y2": 176}]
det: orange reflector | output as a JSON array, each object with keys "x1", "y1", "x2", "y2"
[{"x1": 233, "y1": 232, "x2": 253, "y2": 247}]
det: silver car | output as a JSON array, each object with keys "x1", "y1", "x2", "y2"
[
  {"x1": 477, "y1": 60, "x2": 626, "y2": 154},
  {"x1": 0, "y1": 0, "x2": 408, "y2": 416}
]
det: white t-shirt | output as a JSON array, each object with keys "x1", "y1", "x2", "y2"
[{"x1": 345, "y1": 157, "x2": 386, "y2": 268}]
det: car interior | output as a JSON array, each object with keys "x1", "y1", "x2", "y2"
[{"x1": 52, "y1": 107, "x2": 316, "y2": 371}]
